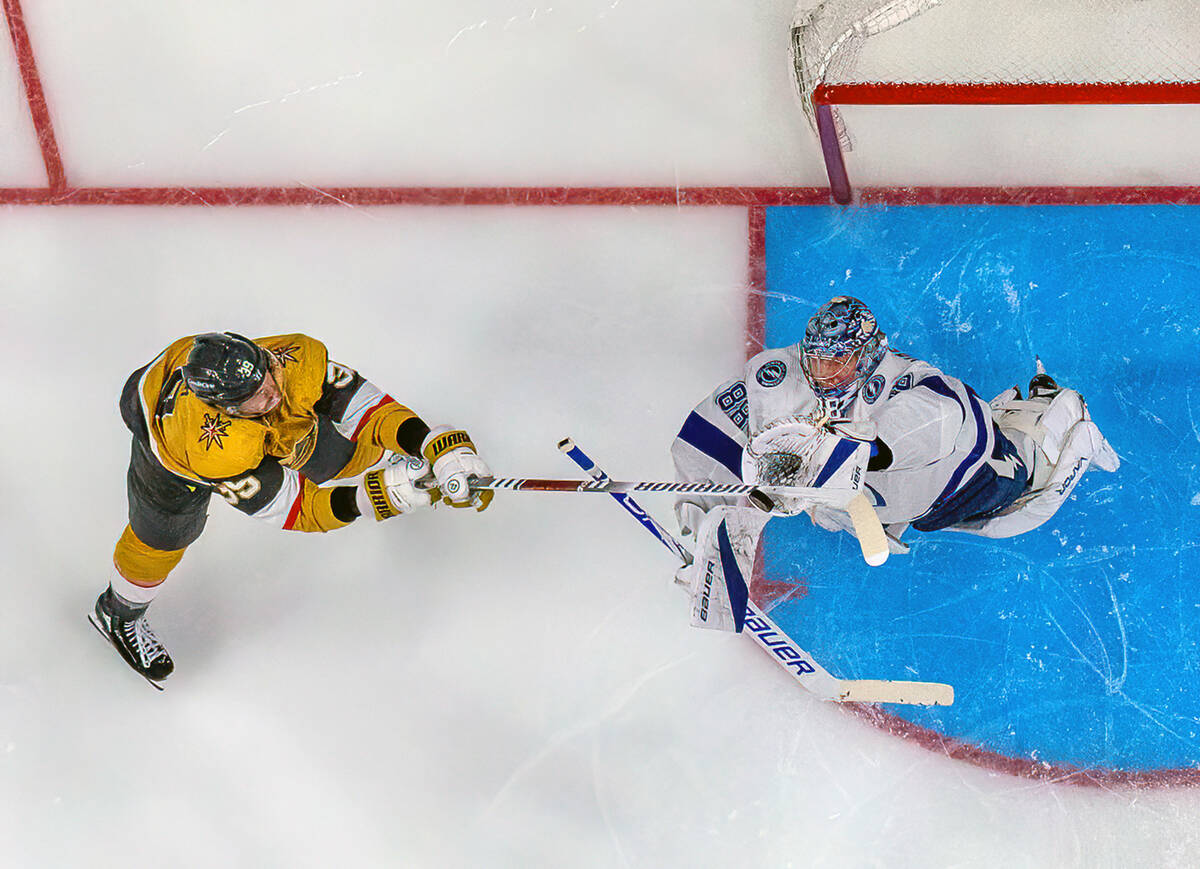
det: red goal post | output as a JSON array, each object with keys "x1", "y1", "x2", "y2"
[{"x1": 791, "y1": 0, "x2": 1200, "y2": 204}]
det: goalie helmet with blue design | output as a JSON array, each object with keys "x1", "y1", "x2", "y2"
[{"x1": 800, "y1": 296, "x2": 887, "y2": 408}]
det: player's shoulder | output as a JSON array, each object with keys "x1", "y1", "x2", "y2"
[
  {"x1": 161, "y1": 393, "x2": 266, "y2": 481},
  {"x1": 866, "y1": 351, "x2": 973, "y2": 424},
  {"x1": 258, "y1": 333, "x2": 329, "y2": 404},
  {"x1": 257, "y1": 333, "x2": 328, "y2": 369},
  {"x1": 856, "y1": 350, "x2": 939, "y2": 409},
  {"x1": 744, "y1": 344, "x2": 802, "y2": 389}
]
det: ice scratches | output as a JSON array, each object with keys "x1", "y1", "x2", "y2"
[
  {"x1": 1040, "y1": 565, "x2": 1200, "y2": 750},
  {"x1": 292, "y1": 182, "x2": 381, "y2": 218},
  {"x1": 201, "y1": 73, "x2": 364, "y2": 152},
  {"x1": 1186, "y1": 385, "x2": 1200, "y2": 446},
  {"x1": 201, "y1": 129, "x2": 229, "y2": 152},
  {"x1": 446, "y1": 19, "x2": 490, "y2": 51},
  {"x1": 233, "y1": 72, "x2": 364, "y2": 113},
  {"x1": 480, "y1": 653, "x2": 691, "y2": 819},
  {"x1": 1041, "y1": 566, "x2": 1128, "y2": 695},
  {"x1": 448, "y1": 6, "x2": 600, "y2": 52},
  {"x1": 893, "y1": 230, "x2": 999, "y2": 340},
  {"x1": 576, "y1": 0, "x2": 623, "y2": 33}
]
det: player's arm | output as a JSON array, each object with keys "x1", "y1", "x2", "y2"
[
  {"x1": 319, "y1": 359, "x2": 494, "y2": 511},
  {"x1": 670, "y1": 379, "x2": 751, "y2": 539},
  {"x1": 318, "y1": 360, "x2": 429, "y2": 457},
  {"x1": 212, "y1": 454, "x2": 436, "y2": 531},
  {"x1": 872, "y1": 382, "x2": 966, "y2": 472}
]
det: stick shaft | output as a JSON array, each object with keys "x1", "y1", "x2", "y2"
[
  {"x1": 557, "y1": 439, "x2": 694, "y2": 564},
  {"x1": 475, "y1": 475, "x2": 853, "y2": 502},
  {"x1": 555, "y1": 437, "x2": 952, "y2": 707}
]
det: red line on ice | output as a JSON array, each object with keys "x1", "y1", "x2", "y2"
[
  {"x1": 746, "y1": 206, "x2": 767, "y2": 358},
  {"x1": 0, "y1": 186, "x2": 833, "y2": 207},
  {"x1": 845, "y1": 704, "x2": 1200, "y2": 789},
  {"x1": 3, "y1": 186, "x2": 1200, "y2": 207},
  {"x1": 2, "y1": 0, "x2": 65, "y2": 190}
]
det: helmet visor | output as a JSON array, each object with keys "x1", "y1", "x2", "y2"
[{"x1": 803, "y1": 350, "x2": 861, "y2": 394}]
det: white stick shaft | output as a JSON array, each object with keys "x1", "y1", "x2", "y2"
[
  {"x1": 743, "y1": 602, "x2": 954, "y2": 706},
  {"x1": 555, "y1": 437, "x2": 953, "y2": 707}
]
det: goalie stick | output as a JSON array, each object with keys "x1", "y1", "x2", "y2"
[
  {"x1": 467, "y1": 475, "x2": 888, "y2": 566},
  {"x1": 556, "y1": 437, "x2": 953, "y2": 707}
]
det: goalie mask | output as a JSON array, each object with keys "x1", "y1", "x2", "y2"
[{"x1": 800, "y1": 296, "x2": 887, "y2": 409}]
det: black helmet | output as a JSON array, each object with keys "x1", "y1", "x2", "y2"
[{"x1": 182, "y1": 332, "x2": 269, "y2": 405}]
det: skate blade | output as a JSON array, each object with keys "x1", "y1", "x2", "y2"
[{"x1": 87, "y1": 613, "x2": 166, "y2": 692}]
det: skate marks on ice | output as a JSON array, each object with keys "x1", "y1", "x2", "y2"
[{"x1": 758, "y1": 204, "x2": 1200, "y2": 781}]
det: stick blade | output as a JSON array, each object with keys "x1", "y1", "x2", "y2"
[
  {"x1": 834, "y1": 679, "x2": 954, "y2": 706},
  {"x1": 845, "y1": 491, "x2": 889, "y2": 566}
]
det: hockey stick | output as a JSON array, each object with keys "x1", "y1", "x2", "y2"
[
  {"x1": 469, "y1": 475, "x2": 856, "y2": 504},
  {"x1": 556, "y1": 438, "x2": 953, "y2": 707},
  {"x1": 844, "y1": 492, "x2": 889, "y2": 566},
  {"x1": 476, "y1": 471, "x2": 887, "y2": 567}
]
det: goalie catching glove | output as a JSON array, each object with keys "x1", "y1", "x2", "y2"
[
  {"x1": 742, "y1": 413, "x2": 873, "y2": 514},
  {"x1": 357, "y1": 455, "x2": 437, "y2": 521},
  {"x1": 421, "y1": 425, "x2": 494, "y2": 511}
]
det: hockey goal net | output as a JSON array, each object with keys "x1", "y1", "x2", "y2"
[{"x1": 791, "y1": 0, "x2": 1200, "y2": 202}]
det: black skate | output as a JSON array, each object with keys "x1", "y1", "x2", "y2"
[
  {"x1": 1028, "y1": 358, "x2": 1060, "y2": 400},
  {"x1": 89, "y1": 589, "x2": 173, "y2": 690}
]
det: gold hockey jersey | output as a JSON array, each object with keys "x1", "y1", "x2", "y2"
[{"x1": 131, "y1": 333, "x2": 421, "y2": 532}]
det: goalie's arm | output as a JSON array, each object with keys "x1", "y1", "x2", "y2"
[{"x1": 743, "y1": 419, "x2": 888, "y2": 565}]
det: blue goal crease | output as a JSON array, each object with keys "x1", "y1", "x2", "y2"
[{"x1": 758, "y1": 203, "x2": 1200, "y2": 773}]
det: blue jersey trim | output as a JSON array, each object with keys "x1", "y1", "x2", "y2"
[
  {"x1": 678, "y1": 411, "x2": 744, "y2": 480},
  {"x1": 717, "y1": 518, "x2": 749, "y2": 633},
  {"x1": 915, "y1": 376, "x2": 990, "y2": 516},
  {"x1": 812, "y1": 437, "x2": 859, "y2": 488}
]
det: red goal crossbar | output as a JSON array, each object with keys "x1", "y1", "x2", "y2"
[{"x1": 814, "y1": 80, "x2": 1200, "y2": 205}]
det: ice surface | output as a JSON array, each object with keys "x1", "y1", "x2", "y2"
[{"x1": 3, "y1": 0, "x2": 1200, "y2": 866}]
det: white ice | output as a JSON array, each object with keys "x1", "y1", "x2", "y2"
[{"x1": 3, "y1": 1, "x2": 1200, "y2": 866}]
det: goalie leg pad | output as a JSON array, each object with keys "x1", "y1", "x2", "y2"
[
  {"x1": 950, "y1": 416, "x2": 1118, "y2": 538},
  {"x1": 991, "y1": 388, "x2": 1118, "y2": 488},
  {"x1": 683, "y1": 506, "x2": 771, "y2": 632}
]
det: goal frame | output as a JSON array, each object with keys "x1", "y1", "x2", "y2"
[{"x1": 813, "y1": 81, "x2": 1200, "y2": 205}]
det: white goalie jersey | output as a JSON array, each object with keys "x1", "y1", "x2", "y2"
[{"x1": 674, "y1": 344, "x2": 1011, "y2": 530}]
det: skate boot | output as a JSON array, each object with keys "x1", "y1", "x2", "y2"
[
  {"x1": 1028, "y1": 358, "x2": 1060, "y2": 400},
  {"x1": 90, "y1": 588, "x2": 174, "y2": 686}
]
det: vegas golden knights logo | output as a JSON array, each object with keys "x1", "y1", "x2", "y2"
[{"x1": 198, "y1": 413, "x2": 231, "y2": 450}]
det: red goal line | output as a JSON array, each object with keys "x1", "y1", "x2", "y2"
[
  {"x1": 812, "y1": 80, "x2": 1200, "y2": 204},
  {"x1": 815, "y1": 80, "x2": 1200, "y2": 106}
]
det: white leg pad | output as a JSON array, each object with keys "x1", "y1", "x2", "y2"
[
  {"x1": 950, "y1": 414, "x2": 1119, "y2": 539},
  {"x1": 683, "y1": 506, "x2": 771, "y2": 632}
]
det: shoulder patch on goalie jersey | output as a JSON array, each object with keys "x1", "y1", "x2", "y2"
[
  {"x1": 888, "y1": 372, "x2": 914, "y2": 399},
  {"x1": 755, "y1": 360, "x2": 787, "y2": 387},
  {"x1": 862, "y1": 373, "x2": 885, "y2": 404}
]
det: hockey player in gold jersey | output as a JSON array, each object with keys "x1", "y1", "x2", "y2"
[{"x1": 93, "y1": 332, "x2": 492, "y2": 685}]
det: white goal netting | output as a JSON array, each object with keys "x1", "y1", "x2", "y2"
[{"x1": 792, "y1": 0, "x2": 1200, "y2": 146}]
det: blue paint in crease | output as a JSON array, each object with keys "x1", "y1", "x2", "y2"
[{"x1": 760, "y1": 205, "x2": 1200, "y2": 773}]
